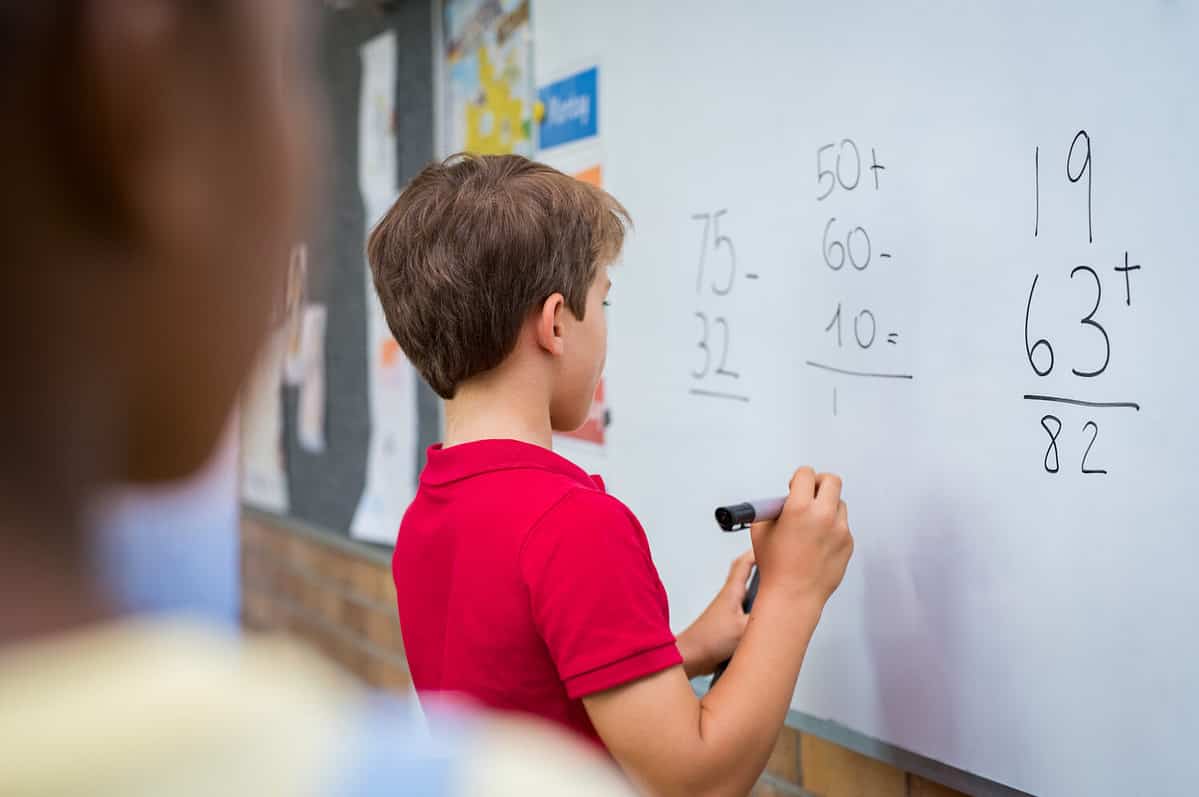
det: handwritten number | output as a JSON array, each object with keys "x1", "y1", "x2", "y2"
[
  {"x1": 816, "y1": 144, "x2": 836, "y2": 201},
  {"x1": 1066, "y1": 130, "x2": 1093, "y2": 243},
  {"x1": 847, "y1": 226, "x2": 871, "y2": 270},
  {"x1": 854, "y1": 309, "x2": 877, "y2": 349},
  {"x1": 1033, "y1": 146, "x2": 1040, "y2": 237},
  {"x1": 1070, "y1": 265, "x2": 1110, "y2": 377},
  {"x1": 691, "y1": 213, "x2": 711, "y2": 294},
  {"x1": 1081, "y1": 421, "x2": 1107, "y2": 475},
  {"x1": 837, "y1": 139, "x2": 862, "y2": 191},
  {"x1": 823, "y1": 217, "x2": 846, "y2": 270},
  {"x1": 1041, "y1": 415, "x2": 1062, "y2": 474},
  {"x1": 712, "y1": 210, "x2": 736, "y2": 295},
  {"x1": 694, "y1": 313, "x2": 738, "y2": 379},
  {"x1": 714, "y1": 318, "x2": 739, "y2": 378},
  {"x1": 825, "y1": 303, "x2": 843, "y2": 347},
  {"x1": 1024, "y1": 274, "x2": 1054, "y2": 376},
  {"x1": 817, "y1": 140, "x2": 863, "y2": 198}
]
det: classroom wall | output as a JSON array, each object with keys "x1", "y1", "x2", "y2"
[
  {"x1": 241, "y1": 511, "x2": 968, "y2": 797},
  {"x1": 240, "y1": 511, "x2": 408, "y2": 693}
]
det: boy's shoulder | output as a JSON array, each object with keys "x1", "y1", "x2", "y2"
[
  {"x1": 418, "y1": 439, "x2": 619, "y2": 507},
  {"x1": 415, "y1": 439, "x2": 644, "y2": 543}
]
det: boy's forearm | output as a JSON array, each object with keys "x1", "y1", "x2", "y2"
[
  {"x1": 695, "y1": 588, "x2": 823, "y2": 792},
  {"x1": 676, "y1": 628, "x2": 717, "y2": 680},
  {"x1": 584, "y1": 587, "x2": 827, "y2": 797}
]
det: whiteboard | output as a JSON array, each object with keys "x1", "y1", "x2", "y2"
[{"x1": 532, "y1": 2, "x2": 1199, "y2": 795}]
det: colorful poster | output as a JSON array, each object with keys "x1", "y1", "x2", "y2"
[
  {"x1": 538, "y1": 66, "x2": 599, "y2": 150},
  {"x1": 351, "y1": 30, "x2": 418, "y2": 544},
  {"x1": 443, "y1": 0, "x2": 535, "y2": 156}
]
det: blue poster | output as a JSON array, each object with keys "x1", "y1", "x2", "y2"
[{"x1": 538, "y1": 66, "x2": 598, "y2": 150}]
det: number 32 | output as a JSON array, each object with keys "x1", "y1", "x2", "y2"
[{"x1": 693, "y1": 312, "x2": 739, "y2": 379}]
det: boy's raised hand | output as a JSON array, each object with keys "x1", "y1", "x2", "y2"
[
  {"x1": 751, "y1": 467, "x2": 853, "y2": 611},
  {"x1": 675, "y1": 550, "x2": 754, "y2": 678},
  {"x1": 582, "y1": 467, "x2": 854, "y2": 797}
]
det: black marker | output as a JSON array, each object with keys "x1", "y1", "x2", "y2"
[
  {"x1": 714, "y1": 497, "x2": 786, "y2": 531},
  {"x1": 710, "y1": 565, "x2": 759, "y2": 685},
  {"x1": 710, "y1": 497, "x2": 784, "y2": 684}
]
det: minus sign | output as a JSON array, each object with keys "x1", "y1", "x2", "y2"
[
  {"x1": 879, "y1": 253, "x2": 892, "y2": 259},
  {"x1": 745, "y1": 273, "x2": 760, "y2": 279}
]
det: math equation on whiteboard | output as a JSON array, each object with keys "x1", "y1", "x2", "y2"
[
  {"x1": 1023, "y1": 130, "x2": 1142, "y2": 476},
  {"x1": 806, "y1": 138, "x2": 914, "y2": 417},
  {"x1": 686, "y1": 209, "x2": 758, "y2": 404}
]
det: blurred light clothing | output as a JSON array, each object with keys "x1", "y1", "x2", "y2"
[
  {"x1": 92, "y1": 422, "x2": 239, "y2": 623},
  {"x1": 0, "y1": 618, "x2": 637, "y2": 796}
]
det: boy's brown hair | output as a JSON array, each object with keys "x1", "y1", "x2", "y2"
[{"x1": 368, "y1": 153, "x2": 630, "y2": 399}]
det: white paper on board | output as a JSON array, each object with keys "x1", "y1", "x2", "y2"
[
  {"x1": 296, "y1": 304, "x2": 327, "y2": 454},
  {"x1": 282, "y1": 243, "x2": 310, "y2": 387},
  {"x1": 350, "y1": 31, "x2": 418, "y2": 545},
  {"x1": 239, "y1": 326, "x2": 290, "y2": 513}
]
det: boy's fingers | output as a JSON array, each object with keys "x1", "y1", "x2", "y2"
[
  {"x1": 836, "y1": 500, "x2": 848, "y2": 527},
  {"x1": 726, "y1": 550, "x2": 755, "y2": 586},
  {"x1": 787, "y1": 467, "x2": 817, "y2": 505},
  {"x1": 815, "y1": 472, "x2": 843, "y2": 510}
]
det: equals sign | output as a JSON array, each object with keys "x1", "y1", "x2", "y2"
[
  {"x1": 887, "y1": 333, "x2": 899, "y2": 345},
  {"x1": 745, "y1": 273, "x2": 760, "y2": 280},
  {"x1": 879, "y1": 253, "x2": 893, "y2": 260}
]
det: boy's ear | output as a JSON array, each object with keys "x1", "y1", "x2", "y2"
[{"x1": 535, "y1": 293, "x2": 567, "y2": 356}]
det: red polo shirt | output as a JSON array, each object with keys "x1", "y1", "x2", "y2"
[{"x1": 393, "y1": 439, "x2": 682, "y2": 748}]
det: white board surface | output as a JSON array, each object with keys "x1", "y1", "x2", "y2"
[{"x1": 533, "y1": 3, "x2": 1199, "y2": 795}]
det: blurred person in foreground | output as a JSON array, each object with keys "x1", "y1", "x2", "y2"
[{"x1": 0, "y1": 2, "x2": 635, "y2": 795}]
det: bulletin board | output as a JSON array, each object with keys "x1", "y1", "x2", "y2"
[{"x1": 241, "y1": 0, "x2": 438, "y2": 542}]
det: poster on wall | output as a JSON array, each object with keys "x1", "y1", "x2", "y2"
[
  {"x1": 443, "y1": 0, "x2": 535, "y2": 156},
  {"x1": 537, "y1": 65, "x2": 598, "y2": 150},
  {"x1": 350, "y1": 30, "x2": 418, "y2": 544}
]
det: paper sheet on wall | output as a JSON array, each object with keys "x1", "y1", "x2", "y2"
[
  {"x1": 350, "y1": 30, "x2": 418, "y2": 544},
  {"x1": 296, "y1": 304, "x2": 327, "y2": 454},
  {"x1": 239, "y1": 326, "x2": 290, "y2": 513},
  {"x1": 282, "y1": 243, "x2": 310, "y2": 387}
]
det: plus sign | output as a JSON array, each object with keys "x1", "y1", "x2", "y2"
[
  {"x1": 870, "y1": 147, "x2": 886, "y2": 190},
  {"x1": 1114, "y1": 250, "x2": 1142, "y2": 306}
]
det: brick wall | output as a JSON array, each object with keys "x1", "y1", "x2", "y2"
[
  {"x1": 240, "y1": 511, "x2": 409, "y2": 692},
  {"x1": 753, "y1": 727, "x2": 969, "y2": 796},
  {"x1": 240, "y1": 512, "x2": 969, "y2": 797}
]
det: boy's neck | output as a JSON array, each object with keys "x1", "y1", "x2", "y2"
[{"x1": 442, "y1": 366, "x2": 554, "y2": 450}]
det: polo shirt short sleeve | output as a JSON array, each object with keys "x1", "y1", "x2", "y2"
[
  {"x1": 396, "y1": 439, "x2": 684, "y2": 747},
  {"x1": 519, "y1": 488, "x2": 682, "y2": 699}
]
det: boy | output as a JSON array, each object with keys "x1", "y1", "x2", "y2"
[
  {"x1": 371, "y1": 154, "x2": 855, "y2": 795},
  {"x1": 0, "y1": 3, "x2": 632, "y2": 794}
]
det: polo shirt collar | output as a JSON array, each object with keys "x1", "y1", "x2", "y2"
[{"x1": 421, "y1": 438, "x2": 599, "y2": 489}]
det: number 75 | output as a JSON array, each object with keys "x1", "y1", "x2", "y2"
[{"x1": 691, "y1": 209, "x2": 737, "y2": 295}]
